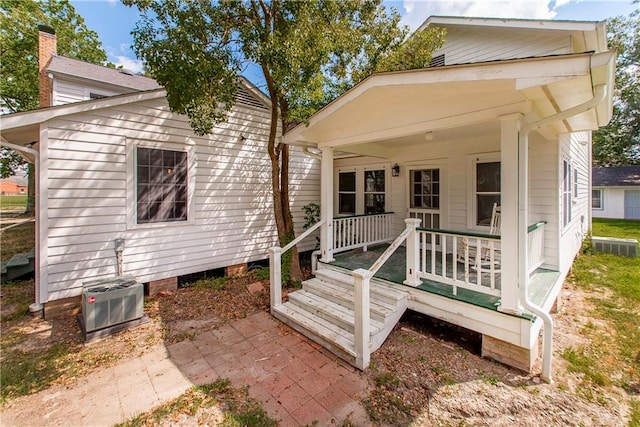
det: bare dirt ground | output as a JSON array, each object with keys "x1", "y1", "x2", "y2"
[{"x1": 0, "y1": 272, "x2": 634, "y2": 426}]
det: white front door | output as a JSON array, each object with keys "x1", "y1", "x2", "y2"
[{"x1": 407, "y1": 167, "x2": 443, "y2": 229}]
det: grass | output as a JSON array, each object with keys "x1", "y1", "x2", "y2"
[
  {"x1": 116, "y1": 379, "x2": 276, "y2": 427},
  {"x1": 564, "y1": 218, "x2": 640, "y2": 424},
  {"x1": 0, "y1": 339, "x2": 120, "y2": 405},
  {"x1": 0, "y1": 279, "x2": 33, "y2": 322},
  {"x1": 592, "y1": 218, "x2": 640, "y2": 241},
  {"x1": 0, "y1": 221, "x2": 35, "y2": 262},
  {"x1": 0, "y1": 195, "x2": 27, "y2": 210}
]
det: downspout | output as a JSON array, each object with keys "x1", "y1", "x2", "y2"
[
  {"x1": 518, "y1": 84, "x2": 607, "y2": 383},
  {"x1": 0, "y1": 139, "x2": 43, "y2": 314}
]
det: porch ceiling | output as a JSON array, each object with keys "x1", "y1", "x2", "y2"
[{"x1": 284, "y1": 52, "x2": 615, "y2": 149}]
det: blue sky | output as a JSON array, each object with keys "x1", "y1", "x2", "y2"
[{"x1": 70, "y1": 0, "x2": 637, "y2": 82}]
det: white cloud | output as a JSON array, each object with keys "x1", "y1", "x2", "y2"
[
  {"x1": 113, "y1": 55, "x2": 144, "y2": 74},
  {"x1": 397, "y1": 0, "x2": 580, "y2": 31}
]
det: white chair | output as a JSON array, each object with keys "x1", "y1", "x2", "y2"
[{"x1": 458, "y1": 203, "x2": 501, "y2": 270}]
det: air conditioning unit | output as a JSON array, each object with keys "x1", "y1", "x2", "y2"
[
  {"x1": 82, "y1": 276, "x2": 144, "y2": 333},
  {"x1": 592, "y1": 236, "x2": 638, "y2": 257}
]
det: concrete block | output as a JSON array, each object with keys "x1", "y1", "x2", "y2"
[
  {"x1": 148, "y1": 277, "x2": 178, "y2": 297},
  {"x1": 225, "y1": 263, "x2": 247, "y2": 276}
]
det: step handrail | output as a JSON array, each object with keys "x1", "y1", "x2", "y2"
[
  {"x1": 367, "y1": 222, "x2": 414, "y2": 278},
  {"x1": 281, "y1": 219, "x2": 325, "y2": 253},
  {"x1": 269, "y1": 219, "x2": 325, "y2": 312},
  {"x1": 351, "y1": 218, "x2": 421, "y2": 370},
  {"x1": 0, "y1": 218, "x2": 35, "y2": 233}
]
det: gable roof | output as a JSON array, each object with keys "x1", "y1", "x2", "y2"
[
  {"x1": 593, "y1": 166, "x2": 640, "y2": 187},
  {"x1": 419, "y1": 16, "x2": 607, "y2": 54},
  {"x1": 47, "y1": 55, "x2": 161, "y2": 91},
  {"x1": 0, "y1": 76, "x2": 270, "y2": 147}
]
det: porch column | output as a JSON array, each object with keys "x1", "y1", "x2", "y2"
[
  {"x1": 498, "y1": 114, "x2": 523, "y2": 314},
  {"x1": 320, "y1": 147, "x2": 334, "y2": 262}
]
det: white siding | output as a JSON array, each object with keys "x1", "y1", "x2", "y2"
[
  {"x1": 433, "y1": 26, "x2": 572, "y2": 66},
  {"x1": 557, "y1": 132, "x2": 591, "y2": 274},
  {"x1": 53, "y1": 78, "x2": 125, "y2": 106},
  {"x1": 593, "y1": 187, "x2": 627, "y2": 219},
  {"x1": 528, "y1": 132, "x2": 559, "y2": 270},
  {"x1": 43, "y1": 97, "x2": 319, "y2": 301}
]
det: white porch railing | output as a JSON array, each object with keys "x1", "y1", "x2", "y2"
[
  {"x1": 527, "y1": 221, "x2": 547, "y2": 274},
  {"x1": 269, "y1": 219, "x2": 325, "y2": 310},
  {"x1": 333, "y1": 212, "x2": 394, "y2": 253},
  {"x1": 415, "y1": 228, "x2": 502, "y2": 297}
]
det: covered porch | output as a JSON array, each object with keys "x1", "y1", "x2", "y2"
[{"x1": 270, "y1": 50, "x2": 614, "y2": 380}]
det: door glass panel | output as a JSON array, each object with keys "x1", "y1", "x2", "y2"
[
  {"x1": 410, "y1": 169, "x2": 440, "y2": 208},
  {"x1": 338, "y1": 172, "x2": 356, "y2": 214}
]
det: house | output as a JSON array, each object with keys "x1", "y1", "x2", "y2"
[
  {"x1": 269, "y1": 16, "x2": 615, "y2": 381},
  {"x1": 592, "y1": 166, "x2": 640, "y2": 220},
  {"x1": 0, "y1": 25, "x2": 319, "y2": 315},
  {"x1": 0, "y1": 176, "x2": 28, "y2": 196}
]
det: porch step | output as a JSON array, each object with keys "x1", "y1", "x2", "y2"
[
  {"x1": 1, "y1": 248, "x2": 35, "y2": 284},
  {"x1": 272, "y1": 303, "x2": 358, "y2": 363},
  {"x1": 302, "y1": 278, "x2": 395, "y2": 323},
  {"x1": 273, "y1": 267, "x2": 409, "y2": 370},
  {"x1": 288, "y1": 289, "x2": 385, "y2": 333},
  {"x1": 315, "y1": 267, "x2": 405, "y2": 305}
]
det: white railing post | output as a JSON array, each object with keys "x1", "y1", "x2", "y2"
[
  {"x1": 320, "y1": 147, "x2": 334, "y2": 262},
  {"x1": 352, "y1": 268, "x2": 371, "y2": 370},
  {"x1": 269, "y1": 246, "x2": 282, "y2": 312},
  {"x1": 403, "y1": 218, "x2": 422, "y2": 287}
]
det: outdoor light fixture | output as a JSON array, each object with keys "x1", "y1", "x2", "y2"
[{"x1": 392, "y1": 163, "x2": 400, "y2": 177}]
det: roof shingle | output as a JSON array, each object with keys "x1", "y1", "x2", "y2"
[
  {"x1": 47, "y1": 56, "x2": 161, "y2": 91},
  {"x1": 593, "y1": 166, "x2": 640, "y2": 187}
]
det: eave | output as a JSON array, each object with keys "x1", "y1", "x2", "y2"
[{"x1": 283, "y1": 52, "x2": 615, "y2": 149}]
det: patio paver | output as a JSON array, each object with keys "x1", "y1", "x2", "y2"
[{"x1": 0, "y1": 311, "x2": 371, "y2": 426}]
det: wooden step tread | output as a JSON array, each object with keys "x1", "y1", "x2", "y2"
[
  {"x1": 315, "y1": 268, "x2": 408, "y2": 302},
  {"x1": 302, "y1": 278, "x2": 396, "y2": 318},
  {"x1": 288, "y1": 290, "x2": 384, "y2": 332},
  {"x1": 273, "y1": 303, "x2": 357, "y2": 358}
]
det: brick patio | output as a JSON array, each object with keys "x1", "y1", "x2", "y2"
[{"x1": 0, "y1": 311, "x2": 370, "y2": 426}]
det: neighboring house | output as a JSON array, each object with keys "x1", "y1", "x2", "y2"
[
  {"x1": 0, "y1": 176, "x2": 27, "y2": 195},
  {"x1": 269, "y1": 16, "x2": 615, "y2": 381},
  {"x1": 0, "y1": 26, "x2": 319, "y2": 311},
  {"x1": 592, "y1": 166, "x2": 640, "y2": 220}
]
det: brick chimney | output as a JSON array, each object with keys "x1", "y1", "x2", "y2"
[{"x1": 38, "y1": 24, "x2": 56, "y2": 108}]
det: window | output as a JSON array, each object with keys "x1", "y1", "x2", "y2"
[
  {"x1": 475, "y1": 162, "x2": 501, "y2": 226},
  {"x1": 338, "y1": 171, "x2": 356, "y2": 215},
  {"x1": 411, "y1": 169, "x2": 440, "y2": 209},
  {"x1": 573, "y1": 168, "x2": 579, "y2": 199},
  {"x1": 563, "y1": 159, "x2": 573, "y2": 227},
  {"x1": 592, "y1": 189, "x2": 603, "y2": 210},
  {"x1": 136, "y1": 147, "x2": 188, "y2": 224},
  {"x1": 364, "y1": 170, "x2": 385, "y2": 214}
]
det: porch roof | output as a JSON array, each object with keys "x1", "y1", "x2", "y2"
[{"x1": 284, "y1": 51, "x2": 615, "y2": 150}]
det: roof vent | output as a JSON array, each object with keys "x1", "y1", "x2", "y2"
[{"x1": 119, "y1": 68, "x2": 135, "y2": 76}]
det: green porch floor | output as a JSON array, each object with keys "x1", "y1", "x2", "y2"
[{"x1": 327, "y1": 245, "x2": 561, "y2": 320}]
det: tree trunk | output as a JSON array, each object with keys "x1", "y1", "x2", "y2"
[
  {"x1": 25, "y1": 163, "x2": 36, "y2": 216},
  {"x1": 263, "y1": 73, "x2": 302, "y2": 283},
  {"x1": 280, "y1": 144, "x2": 303, "y2": 282}
]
